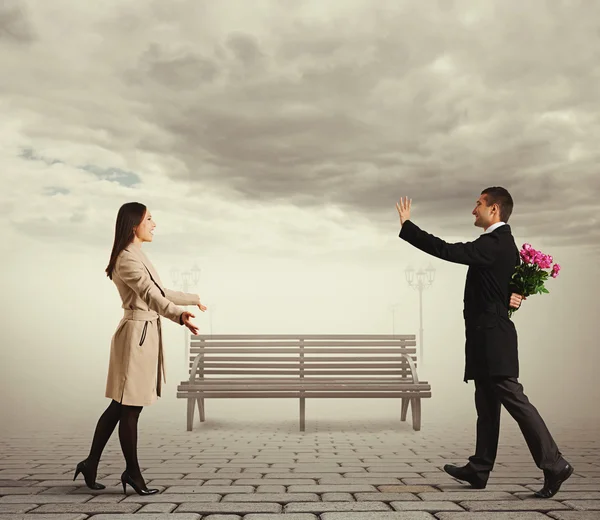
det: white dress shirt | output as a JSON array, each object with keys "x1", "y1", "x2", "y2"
[{"x1": 483, "y1": 221, "x2": 506, "y2": 234}]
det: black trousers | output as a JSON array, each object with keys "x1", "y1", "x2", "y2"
[{"x1": 466, "y1": 377, "x2": 563, "y2": 476}]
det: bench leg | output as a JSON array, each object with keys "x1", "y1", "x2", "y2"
[
  {"x1": 299, "y1": 397, "x2": 305, "y2": 432},
  {"x1": 198, "y1": 397, "x2": 205, "y2": 422},
  {"x1": 411, "y1": 398, "x2": 421, "y2": 431},
  {"x1": 187, "y1": 397, "x2": 195, "y2": 431},
  {"x1": 400, "y1": 398, "x2": 410, "y2": 421}
]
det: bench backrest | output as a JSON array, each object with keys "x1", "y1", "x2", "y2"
[{"x1": 188, "y1": 334, "x2": 417, "y2": 381}]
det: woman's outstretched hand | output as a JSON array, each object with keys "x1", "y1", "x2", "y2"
[
  {"x1": 198, "y1": 302, "x2": 207, "y2": 312},
  {"x1": 181, "y1": 311, "x2": 199, "y2": 335}
]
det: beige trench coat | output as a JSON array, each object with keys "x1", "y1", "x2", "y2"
[{"x1": 105, "y1": 243, "x2": 200, "y2": 406}]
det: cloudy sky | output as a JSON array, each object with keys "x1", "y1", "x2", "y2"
[{"x1": 1, "y1": 0, "x2": 599, "y2": 431}]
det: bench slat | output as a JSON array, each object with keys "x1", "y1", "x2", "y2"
[
  {"x1": 180, "y1": 377, "x2": 427, "y2": 382},
  {"x1": 180, "y1": 381, "x2": 428, "y2": 386},
  {"x1": 190, "y1": 369, "x2": 414, "y2": 375},
  {"x1": 190, "y1": 343, "x2": 417, "y2": 349},
  {"x1": 179, "y1": 385, "x2": 430, "y2": 395},
  {"x1": 190, "y1": 348, "x2": 417, "y2": 355},
  {"x1": 180, "y1": 377, "x2": 428, "y2": 386},
  {"x1": 180, "y1": 384, "x2": 429, "y2": 390},
  {"x1": 179, "y1": 380, "x2": 429, "y2": 386},
  {"x1": 177, "y1": 392, "x2": 431, "y2": 398},
  {"x1": 191, "y1": 334, "x2": 416, "y2": 342},
  {"x1": 194, "y1": 362, "x2": 414, "y2": 369},
  {"x1": 186, "y1": 356, "x2": 417, "y2": 362}
]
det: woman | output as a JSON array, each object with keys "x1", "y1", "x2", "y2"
[{"x1": 73, "y1": 202, "x2": 207, "y2": 495}]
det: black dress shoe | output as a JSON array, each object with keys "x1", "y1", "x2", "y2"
[
  {"x1": 120, "y1": 471, "x2": 159, "y2": 496},
  {"x1": 444, "y1": 464, "x2": 487, "y2": 489},
  {"x1": 73, "y1": 460, "x2": 105, "y2": 490},
  {"x1": 534, "y1": 462, "x2": 574, "y2": 498}
]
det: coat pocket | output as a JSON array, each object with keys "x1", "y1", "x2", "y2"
[
  {"x1": 477, "y1": 311, "x2": 499, "y2": 329},
  {"x1": 138, "y1": 321, "x2": 149, "y2": 346},
  {"x1": 464, "y1": 309, "x2": 499, "y2": 330}
]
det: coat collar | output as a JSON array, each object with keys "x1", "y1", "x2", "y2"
[
  {"x1": 124, "y1": 243, "x2": 164, "y2": 290},
  {"x1": 491, "y1": 223, "x2": 511, "y2": 235}
]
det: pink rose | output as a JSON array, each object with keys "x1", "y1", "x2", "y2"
[
  {"x1": 520, "y1": 251, "x2": 532, "y2": 264},
  {"x1": 542, "y1": 256, "x2": 552, "y2": 269},
  {"x1": 533, "y1": 252, "x2": 545, "y2": 267},
  {"x1": 520, "y1": 245, "x2": 559, "y2": 272}
]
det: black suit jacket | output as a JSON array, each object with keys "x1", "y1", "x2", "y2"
[{"x1": 399, "y1": 220, "x2": 521, "y2": 382}]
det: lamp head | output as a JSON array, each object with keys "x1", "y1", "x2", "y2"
[
  {"x1": 425, "y1": 264, "x2": 436, "y2": 284},
  {"x1": 191, "y1": 263, "x2": 201, "y2": 285},
  {"x1": 405, "y1": 265, "x2": 415, "y2": 285}
]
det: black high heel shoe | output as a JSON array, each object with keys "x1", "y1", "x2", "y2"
[
  {"x1": 73, "y1": 460, "x2": 106, "y2": 490},
  {"x1": 120, "y1": 470, "x2": 159, "y2": 496}
]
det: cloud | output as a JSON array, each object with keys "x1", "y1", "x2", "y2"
[
  {"x1": 79, "y1": 165, "x2": 141, "y2": 186},
  {"x1": 131, "y1": 43, "x2": 220, "y2": 88},
  {"x1": 44, "y1": 186, "x2": 69, "y2": 196},
  {"x1": 1, "y1": 0, "x2": 599, "y2": 254},
  {"x1": 0, "y1": 0, "x2": 35, "y2": 44},
  {"x1": 20, "y1": 147, "x2": 63, "y2": 165}
]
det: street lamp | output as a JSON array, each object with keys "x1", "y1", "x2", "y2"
[
  {"x1": 405, "y1": 263, "x2": 436, "y2": 365},
  {"x1": 171, "y1": 263, "x2": 201, "y2": 368},
  {"x1": 209, "y1": 303, "x2": 217, "y2": 336}
]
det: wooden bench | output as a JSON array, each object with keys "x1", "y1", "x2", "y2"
[{"x1": 176, "y1": 334, "x2": 431, "y2": 432}]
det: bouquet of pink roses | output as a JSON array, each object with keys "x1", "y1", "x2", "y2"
[{"x1": 508, "y1": 243, "x2": 560, "y2": 317}]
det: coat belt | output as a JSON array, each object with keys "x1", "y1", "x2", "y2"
[{"x1": 123, "y1": 309, "x2": 159, "y2": 321}]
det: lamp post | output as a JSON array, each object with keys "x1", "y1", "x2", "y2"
[
  {"x1": 170, "y1": 264, "x2": 201, "y2": 368},
  {"x1": 405, "y1": 264, "x2": 436, "y2": 365},
  {"x1": 209, "y1": 303, "x2": 217, "y2": 336}
]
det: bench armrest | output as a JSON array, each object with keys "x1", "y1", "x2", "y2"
[
  {"x1": 397, "y1": 353, "x2": 420, "y2": 384},
  {"x1": 189, "y1": 352, "x2": 204, "y2": 382}
]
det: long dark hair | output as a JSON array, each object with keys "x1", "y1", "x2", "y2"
[{"x1": 105, "y1": 202, "x2": 147, "y2": 279}]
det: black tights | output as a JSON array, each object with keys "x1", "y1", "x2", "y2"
[{"x1": 86, "y1": 400, "x2": 145, "y2": 485}]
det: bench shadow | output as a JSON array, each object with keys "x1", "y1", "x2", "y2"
[{"x1": 187, "y1": 417, "x2": 417, "y2": 434}]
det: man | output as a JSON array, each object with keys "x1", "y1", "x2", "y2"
[{"x1": 396, "y1": 187, "x2": 572, "y2": 499}]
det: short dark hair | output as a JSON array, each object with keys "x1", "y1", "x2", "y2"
[
  {"x1": 481, "y1": 187, "x2": 513, "y2": 222},
  {"x1": 105, "y1": 202, "x2": 147, "y2": 279}
]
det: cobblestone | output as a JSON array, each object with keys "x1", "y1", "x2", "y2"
[{"x1": 1, "y1": 405, "x2": 598, "y2": 520}]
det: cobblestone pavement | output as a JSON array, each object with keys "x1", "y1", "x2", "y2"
[{"x1": 1, "y1": 405, "x2": 599, "y2": 520}]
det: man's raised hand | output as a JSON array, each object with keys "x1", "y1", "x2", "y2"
[{"x1": 396, "y1": 196, "x2": 412, "y2": 225}]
